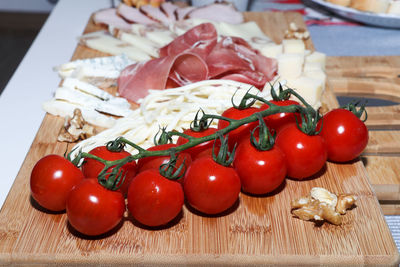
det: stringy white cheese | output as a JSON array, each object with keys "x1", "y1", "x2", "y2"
[{"x1": 71, "y1": 79, "x2": 271, "y2": 158}]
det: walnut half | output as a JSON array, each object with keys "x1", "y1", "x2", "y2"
[
  {"x1": 291, "y1": 187, "x2": 357, "y2": 225},
  {"x1": 58, "y1": 109, "x2": 96, "y2": 143}
]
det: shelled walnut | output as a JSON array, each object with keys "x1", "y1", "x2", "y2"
[
  {"x1": 291, "y1": 187, "x2": 357, "y2": 225},
  {"x1": 284, "y1": 22, "x2": 310, "y2": 41},
  {"x1": 58, "y1": 109, "x2": 96, "y2": 143}
]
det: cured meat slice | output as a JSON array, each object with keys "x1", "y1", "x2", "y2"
[
  {"x1": 175, "y1": 6, "x2": 196, "y2": 20},
  {"x1": 207, "y1": 36, "x2": 277, "y2": 83},
  {"x1": 188, "y1": 3, "x2": 244, "y2": 24},
  {"x1": 160, "y1": 2, "x2": 178, "y2": 21},
  {"x1": 117, "y1": 3, "x2": 158, "y2": 25},
  {"x1": 93, "y1": 8, "x2": 132, "y2": 31},
  {"x1": 118, "y1": 23, "x2": 277, "y2": 102},
  {"x1": 140, "y1": 4, "x2": 171, "y2": 25},
  {"x1": 159, "y1": 22, "x2": 217, "y2": 58},
  {"x1": 219, "y1": 71, "x2": 268, "y2": 89},
  {"x1": 118, "y1": 53, "x2": 208, "y2": 101}
]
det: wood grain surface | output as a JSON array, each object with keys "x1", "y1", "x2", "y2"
[
  {"x1": 0, "y1": 12, "x2": 398, "y2": 266},
  {"x1": 326, "y1": 56, "x2": 400, "y2": 204}
]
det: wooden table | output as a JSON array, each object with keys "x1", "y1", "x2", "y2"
[{"x1": 0, "y1": 8, "x2": 398, "y2": 267}]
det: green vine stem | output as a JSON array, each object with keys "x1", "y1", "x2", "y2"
[{"x1": 76, "y1": 90, "x2": 317, "y2": 190}]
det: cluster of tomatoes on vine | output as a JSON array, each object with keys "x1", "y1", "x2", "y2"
[{"x1": 30, "y1": 85, "x2": 369, "y2": 237}]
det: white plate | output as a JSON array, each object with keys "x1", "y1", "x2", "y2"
[{"x1": 303, "y1": 0, "x2": 400, "y2": 28}]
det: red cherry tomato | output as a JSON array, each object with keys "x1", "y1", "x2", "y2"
[
  {"x1": 176, "y1": 127, "x2": 218, "y2": 158},
  {"x1": 30, "y1": 154, "x2": 84, "y2": 211},
  {"x1": 319, "y1": 109, "x2": 368, "y2": 162},
  {"x1": 234, "y1": 139, "x2": 286, "y2": 195},
  {"x1": 192, "y1": 146, "x2": 221, "y2": 161},
  {"x1": 81, "y1": 146, "x2": 137, "y2": 196},
  {"x1": 260, "y1": 99, "x2": 300, "y2": 133},
  {"x1": 184, "y1": 157, "x2": 241, "y2": 215},
  {"x1": 217, "y1": 107, "x2": 259, "y2": 148},
  {"x1": 127, "y1": 169, "x2": 184, "y2": 227},
  {"x1": 66, "y1": 179, "x2": 125, "y2": 236},
  {"x1": 275, "y1": 124, "x2": 327, "y2": 179},
  {"x1": 137, "y1": 143, "x2": 192, "y2": 175}
]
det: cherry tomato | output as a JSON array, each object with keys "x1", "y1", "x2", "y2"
[
  {"x1": 184, "y1": 157, "x2": 241, "y2": 215},
  {"x1": 260, "y1": 99, "x2": 300, "y2": 133},
  {"x1": 137, "y1": 143, "x2": 192, "y2": 175},
  {"x1": 66, "y1": 178, "x2": 125, "y2": 236},
  {"x1": 234, "y1": 139, "x2": 286, "y2": 195},
  {"x1": 81, "y1": 146, "x2": 137, "y2": 196},
  {"x1": 217, "y1": 107, "x2": 259, "y2": 148},
  {"x1": 30, "y1": 154, "x2": 84, "y2": 212},
  {"x1": 127, "y1": 169, "x2": 184, "y2": 227},
  {"x1": 192, "y1": 146, "x2": 221, "y2": 161},
  {"x1": 319, "y1": 109, "x2": 368, "y2": 162},
  {"x1": 275, "y1": 124, "x2": 327, "y2": 179},
  {"x1": 176, "y1": 127, "x2": 218, "y2": 158}
]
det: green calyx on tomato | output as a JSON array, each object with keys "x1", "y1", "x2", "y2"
[
  {"x1": 212, "y1": 133, "x2": 236, "y2": 167},
  {"x1": 159, "y1": 149, "x2": 187, "y2": 181},
  {"x1": 341, "y1": 101, "x2": 368, "y2": 122},
  {"x1": 250, "y1": 113, "x2": 275, "y2": 151},
  {"x1": 270, "y1": 82, "x2": 291, "y2": 101},
  {"x1": 190, "y1": 108, "x2": 213, "y2": 132},
  {"x1": 296, "y1": 107, "x2": 323, "y2": 136},
  {"x1": 154, "y1": 126, "x2": 173, "y2": 145}
]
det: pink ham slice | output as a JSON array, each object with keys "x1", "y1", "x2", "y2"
[
  {"x1": 160, "y1": 2, "x2": 178, "y2": 21},
  {"x1": 175, "y1": 6, "x2": 196, "y2": 20},
  {"x1": 118, "y1": 23, "x2": 277, "y2": 103},
  {"x1": 140, "y1": 4, "x2": 171, "y2": 25},
  {"x1": 187, "y1": 3, "x2": 244, "y2": 24},
  {"x1": 117, "y1": 3, "x2": 158, "y2": 25},
  {"x1": 93, "y1": 8, "x2": 132, "y2": 31}
]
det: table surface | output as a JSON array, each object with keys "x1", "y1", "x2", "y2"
[{"x1": 0, "y1": 0, "x2": 399, "y2": 251}]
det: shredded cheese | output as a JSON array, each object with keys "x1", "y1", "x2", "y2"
[{"x1": 71, "y1": 79, "x2": 270, "y2": 158}]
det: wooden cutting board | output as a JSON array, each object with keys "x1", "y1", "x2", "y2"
[
  {"x1": 0, "y1": 12, "x2": 399, "y2": 266},
  {"x1": 326, "y1": 56, "x2": 400, "y2": 207}
]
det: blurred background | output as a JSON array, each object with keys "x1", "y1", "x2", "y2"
[{"x1": 0, "y1": 0, "x2": 58, "y2": 95}]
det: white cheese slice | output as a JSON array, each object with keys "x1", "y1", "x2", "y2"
[
  {"x1": 80, "y1": 31, "x2": 151, "y2": 61},
  {"x1": 286, "y1": 76, "x2": 324, "y2": 109},
  {"x1": 42, "y1": 100, "x2": 116, "y2": 128},
  {"x1": 258, "y1": 43, "x2": 283, "y2": 59},
  {"x1": 282, "y1": 39, "x2": 306, "y2": 54},
  {"x1": 62, "y1": 78, "x2": 113, "y2": 101},
  {"x1": 277, "y1": 53, "x2": 304, "y2": 79},
  {"x1": 303, "y1": 68, "x2": 327, "y2": 91},
  {"x1": 218, "y1": 21, "x2": 271, "y2": 42},
  {"x1": 54, "y1": 87, "x2": 132, "y2": 117},
  {"x1": 305, "y1": 51, "x2": 326, "y2": 70},
  {"x1": 55, "y1": 54, "x2": 134, "y2": 79},
  {"x1": 118, "y1": 32, "x2": 160, "y2": 58}
]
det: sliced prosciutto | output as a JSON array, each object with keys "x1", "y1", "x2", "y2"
[
  {"x1": 159, "y1": 22, "x2": 217, "y2": 58},
  {"x1": 207, "y1": 36, "x2": 277, "y2": 81},
  {"x1": 118, "y1": 23, "x2": 277, "y2": 103}
]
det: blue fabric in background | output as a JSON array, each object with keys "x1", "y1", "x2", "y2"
[
  {"x1": 248, "y1": 0, "x2": 400, "y2": 57},
  {"x1": 309, "y1": 25, "x2": 400, "y2": 56}
]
